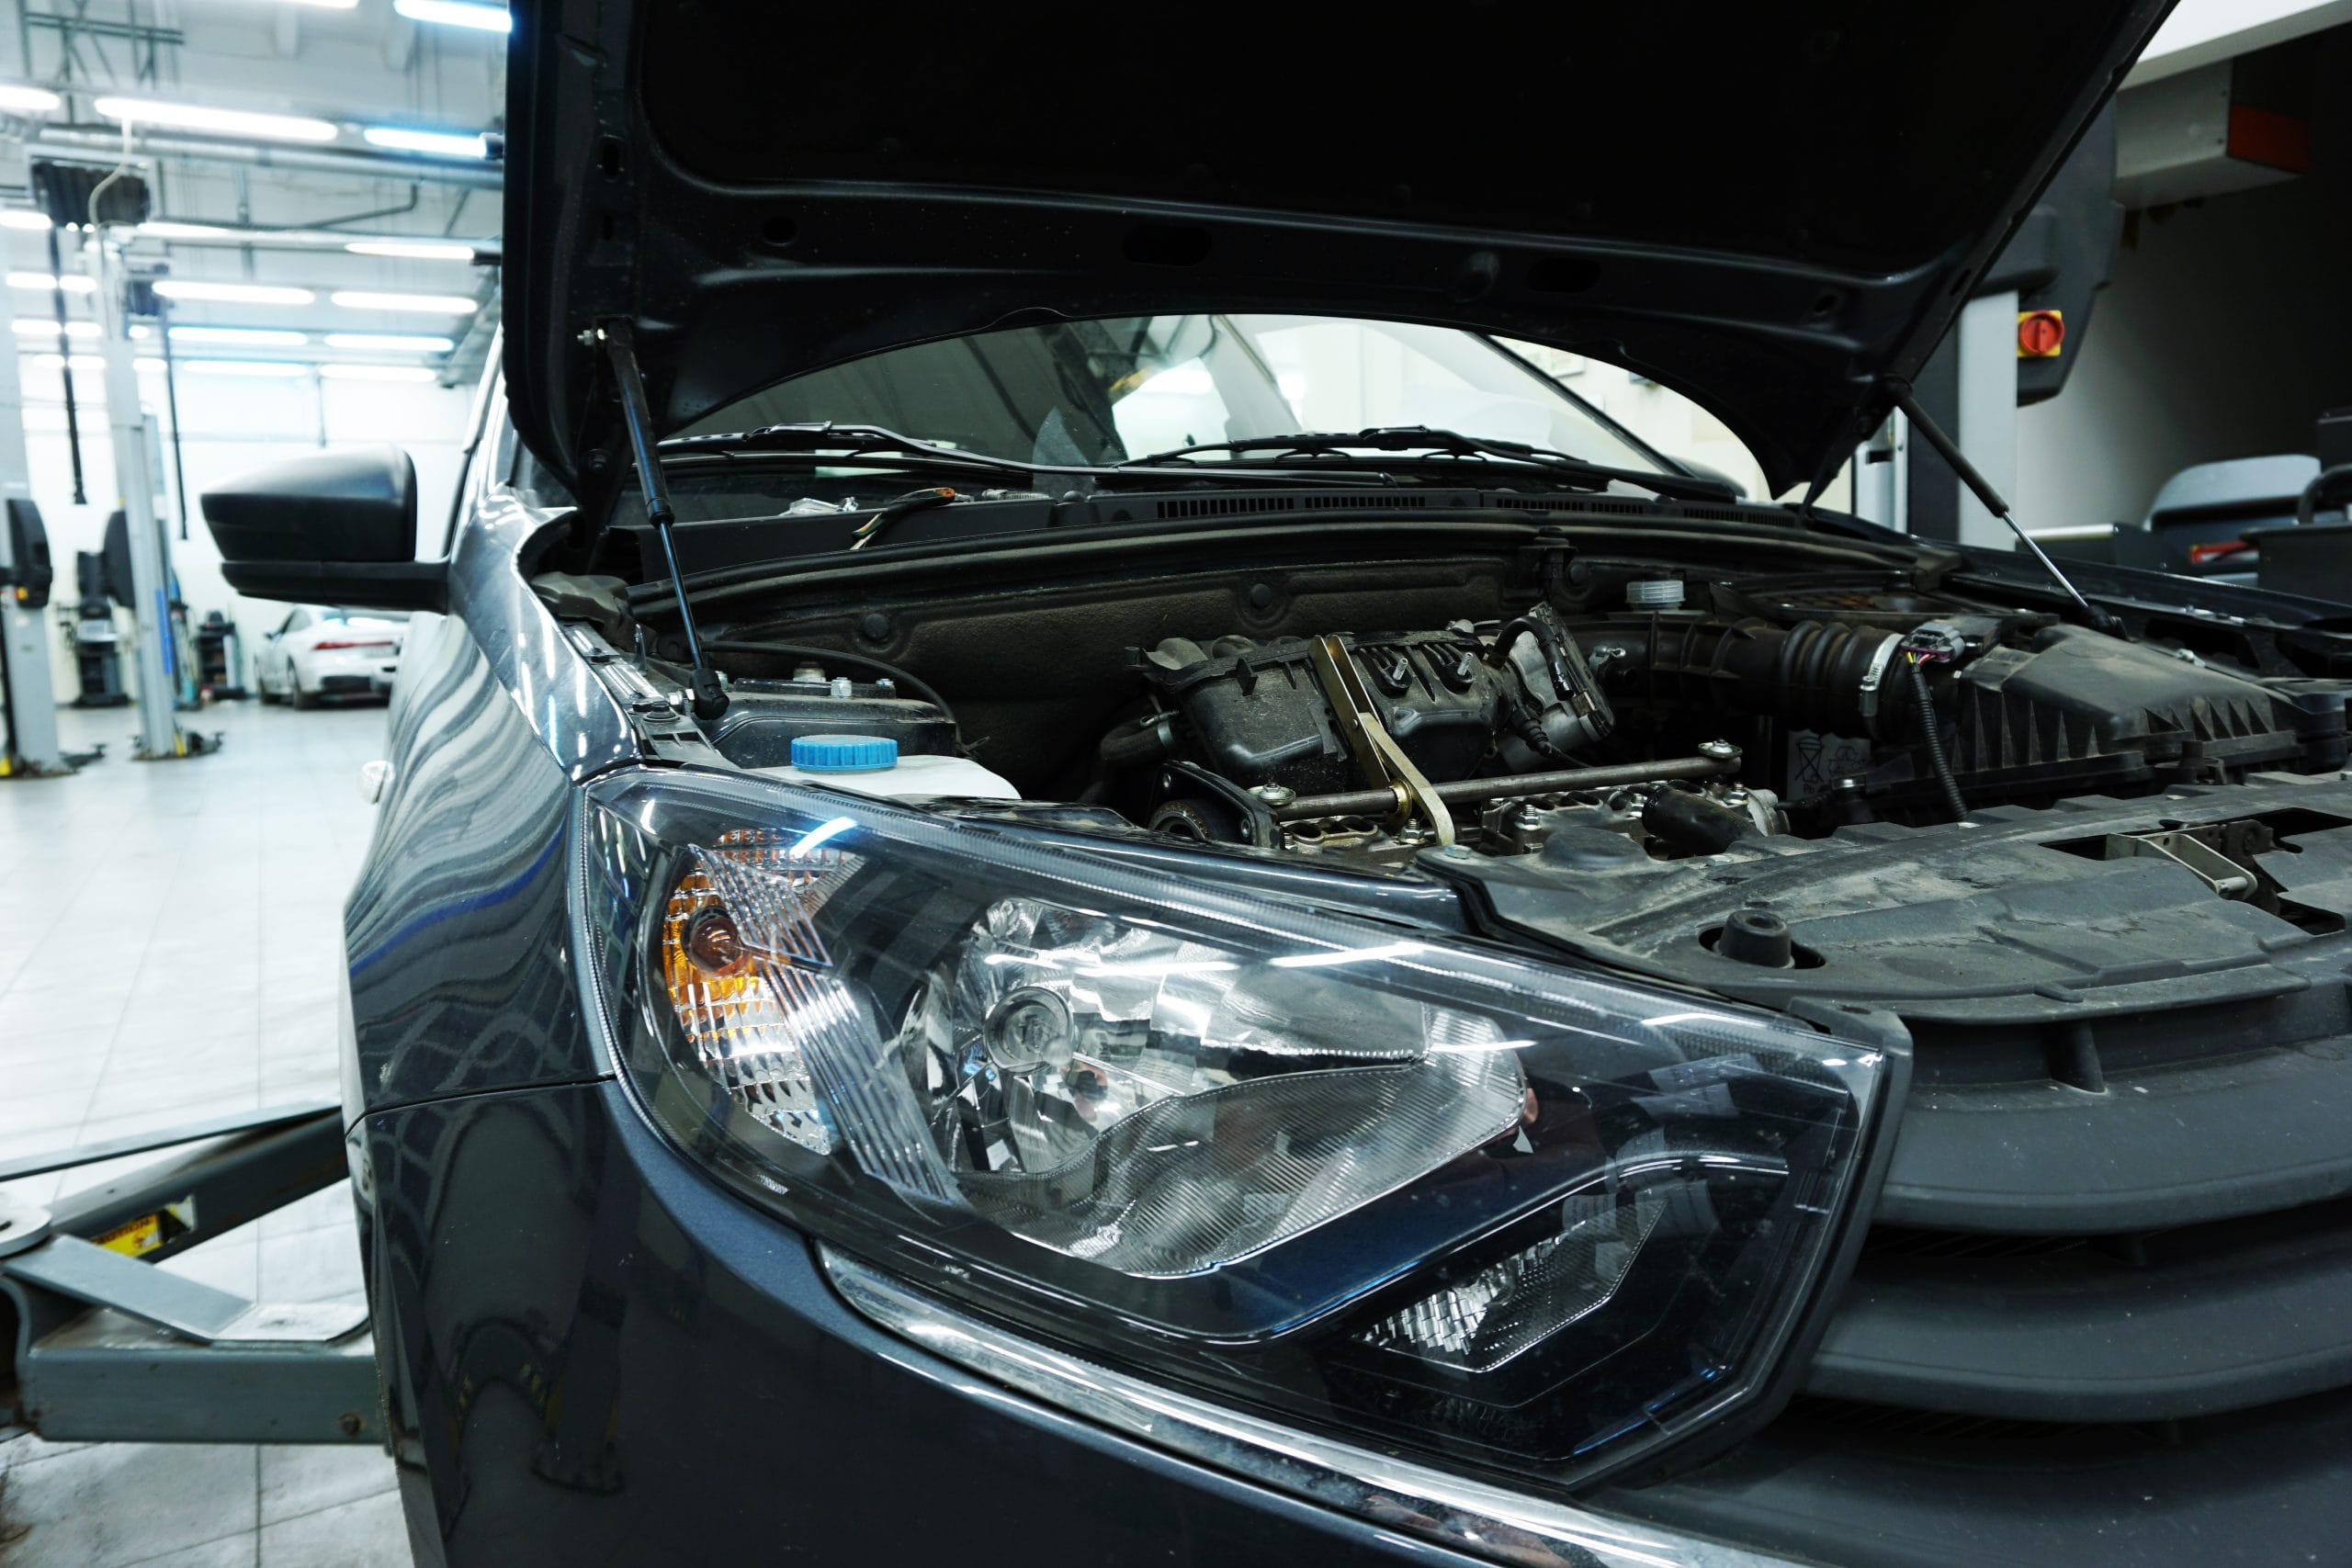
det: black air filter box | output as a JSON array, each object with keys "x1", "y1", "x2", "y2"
[{"x1": 1949, "y1": 626, "x2": 2330, "y2": 786}]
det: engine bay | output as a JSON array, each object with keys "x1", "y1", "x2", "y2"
[
  {"x1": 594, "y1": 531, "x2": 2352, "y2": 1031},
  {"x1": 1091, "y1": 563, "x2": 2348, "y2": 869},
  {"x1": 685, "y1": 548, "x2": 2352, "y2": 859}
]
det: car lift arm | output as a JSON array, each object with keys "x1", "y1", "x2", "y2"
[{"x1": 1, "y1": 1102, "x2": 379, "y2": 1446}]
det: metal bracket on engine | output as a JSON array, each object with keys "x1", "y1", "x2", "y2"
[
  {"x1": 2092, "y1": 827, "x2": 2264, "y2": 900},
  {"x1": 1306, "y1": 634, "x2": 1456, "y2": 846}
]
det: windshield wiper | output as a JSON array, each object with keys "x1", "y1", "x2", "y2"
[
  {"x1": 667, "y1": 421, "x2": 1747, "y2": 508},
  {"x1": 661, "y1": 421, "x2": 1441, "y2": 493},
  {"x1": 1116, "y1": 425, "x2": 1741, "y2": 503},
  {"x1": 662, "y1": 422, "x2": 1046, "y2": 479}
]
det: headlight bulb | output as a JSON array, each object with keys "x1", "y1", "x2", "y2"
[
  {"x1": 685, "y1": 908, "x2": 748, "y2": 976},
  {"x1": 985, "y1": 986, "x2": 1071, "y2": 1072}
]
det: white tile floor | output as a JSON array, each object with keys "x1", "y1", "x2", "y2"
[{"x1": 2, "y1": 697, "x2": 409, "y2": 1568}]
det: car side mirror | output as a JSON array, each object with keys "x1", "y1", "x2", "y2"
[{"x1": 200, "y1": 446, "x2": 446, "y2": 611}]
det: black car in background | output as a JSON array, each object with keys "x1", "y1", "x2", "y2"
[{"x1": 198, "y1": 2, "x2": 2352, "y2": 1563}]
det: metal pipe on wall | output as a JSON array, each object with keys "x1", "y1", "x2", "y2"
[{"x1": 29, "y1": 129, "x2": 503, "y2": 190}]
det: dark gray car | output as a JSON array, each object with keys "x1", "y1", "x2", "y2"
[{"x1": 193, "y1": 3, "x2": 2352, "y2": 1563}]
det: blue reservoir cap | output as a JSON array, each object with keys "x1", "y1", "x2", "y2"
[{"x1": 791, "y1": 733, "x2": 899, "y2": 773}]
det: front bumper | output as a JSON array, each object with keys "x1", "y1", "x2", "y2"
[{"x1": 359, "y1": 1077, "x2": 2352, "y2": 1568}]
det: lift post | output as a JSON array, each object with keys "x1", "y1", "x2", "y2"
[
  {"x1": 86, "y1": 223, "x2": 192, "y2": 761},
  {"x1": 0, "y1": 236, "x2": 65, "y2": 777},
  {"x1": 0, "y1": 1102, "x2": 378, "y2": 1447}
]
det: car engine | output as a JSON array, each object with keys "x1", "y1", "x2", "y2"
[{"x1": 1095, "y1": 569, "x2": 2349, "y2": 868}]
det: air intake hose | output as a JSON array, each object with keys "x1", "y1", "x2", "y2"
[{"x1": 1576, "y1": 617, "x2": 1908, "y2": 739}]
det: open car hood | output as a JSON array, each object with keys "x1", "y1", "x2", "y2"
[{"x1": 503, "y1": 0, "x2": 2169, "y2": 502}]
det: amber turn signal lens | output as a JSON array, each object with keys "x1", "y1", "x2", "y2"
[
  {"x1": 652, "y1": 828, "x2": 857, "y2": 1156},
  {"x1": 661, "y1": 862, "x2": 765, "y2": 1044}
]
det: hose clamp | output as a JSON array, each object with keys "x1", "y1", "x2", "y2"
[{"x1": 1856, "y1": 632, "x2": 1903, "y2": 738}]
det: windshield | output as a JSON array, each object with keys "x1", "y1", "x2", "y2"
[{"x1": 678, "y1": 314, "x2": 1669, "y2": 476}]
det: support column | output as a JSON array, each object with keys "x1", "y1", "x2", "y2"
[
  {"x1": 87, "y1": 228, "x2": 180, "y2": 760},
  {"x1": 1953, "y1": 288, "x2": 2021, "y2": 550},
  {"x1": 0, "y1": 260, "x2": 63, "y2": 773},
  {"x1": 1852, "y1": 409, "x2": 1911, "y2": 536}
]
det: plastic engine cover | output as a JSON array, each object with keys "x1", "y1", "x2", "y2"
[{"x1": 1138, "y1": 631, "x2": 1501, "y2": 794}]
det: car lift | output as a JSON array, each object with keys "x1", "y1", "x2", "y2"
[
  {"x1": 0, "y1": 1104, "x2": 378, "y2": 1447},
  {"x1": 19, "y1": 155, "x2": 209, "y2": 763},
  {"x1": 0, "y1": 220, "x2": 69, "y2": 779},
  {"x1": 88, "y1": 208, "x2": 209, "y2": 761}
]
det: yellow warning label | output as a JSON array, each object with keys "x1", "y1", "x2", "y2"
[
  {"x1": 92, "y1": 1198, "x2": 196, "y2": 1258},
  {"x1": 96, "y1": 1213, "x2": 165, "y2": 1256}
]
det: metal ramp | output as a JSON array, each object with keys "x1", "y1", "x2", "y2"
[{"x1": 1, "y1": 1102, "x2": 379, "y2": 1446}]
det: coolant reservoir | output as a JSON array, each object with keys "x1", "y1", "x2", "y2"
[{"x1": 763, "y1": 733, "x2": 1020, "y2": 801}]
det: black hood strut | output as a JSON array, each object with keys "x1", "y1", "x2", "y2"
[
  {"x1": 1885, "y1": 380, "x2": 2120, "y2": 637},
  {"x1": 602, "y1": 321, "x2": 728, "y2": 720}
]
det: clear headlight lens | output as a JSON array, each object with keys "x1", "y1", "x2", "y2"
[
  {"x1": 903, "y1": 897, "x2": 1527, "y2": 1275},
  {"x1": 577, "y1": 769, "x2": 1888, "y2": 1490}
]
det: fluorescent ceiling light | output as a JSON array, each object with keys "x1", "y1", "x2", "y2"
[
  {"x1": 393, "y1": 0, "x2": 511, "y2": 31},
  {"x1": 0, "y1": 210, "x2": 52, "y2": 231},
  {"x1": 7, "y1": 272, "x2": 96, "y2": 293},
  {"x1": 94, "y1": 96, "x2": 339, "y2": 144},
  {"x1": 320, "y1": 363, "x2": 438, "y2": 382},
  {"x1": 153, "y1": 279, "x2": 315, "y2": 306},
  {"x1": 179, "y1": 359, "x2": 310, "y2": 377},
  {"x1": 12, "y1": 319, "x2": 98, "y2": 339},
  {"x1": 331, "y1": 289, "x2": 477, "y2": 315},
  {"x1": 141, "y1": 220, "x2": 235, "y2": 239},
  {"x1": 360, "y1": 127, "x2": 488, "y2": 159},
  {"x1": 0, "y1": 84, "x2": 61, "y2": 114},
  {"x1": 29, "y1": 355, "x2": 160, "y2": 376},
  {"x1": 324, "y1": 332, "x2": 454, "y2": 352},
  {"x1": 169, "y1": 325, "x2": 308, "y2": 346},
  {"x1": 343, "y1": 238, "x2": 476, "y2": 261}
]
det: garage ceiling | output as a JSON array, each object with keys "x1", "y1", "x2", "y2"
[{"x1": 0, "y1": 0, "x2": 505, "y2": 386}]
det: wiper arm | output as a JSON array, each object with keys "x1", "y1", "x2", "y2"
[
  {"x1": 1116, "y1": 425, "x2": 1741, "y2": 502},
  {"x1": 661, "y1": 422, "x2": 1044, "y2": 479},
  {"x1": 660, "y1": 422, "x2": 1424, "y2": 490}
]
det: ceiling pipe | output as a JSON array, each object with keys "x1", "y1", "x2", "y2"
[
  {"x1": 107, "y1": 220, "x2": 502, "y2": 255},
  {"x1": 28, "y1": 127, "x2": 502, "y2": 189}
]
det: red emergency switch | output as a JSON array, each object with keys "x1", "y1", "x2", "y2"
[{"x1": 2018, "y1": 310, "x2": 2065, "y2": 358}]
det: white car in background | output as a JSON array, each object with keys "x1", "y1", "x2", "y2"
[{"x1": 254, "y1": 605, "x2": 408, "y2": 707}]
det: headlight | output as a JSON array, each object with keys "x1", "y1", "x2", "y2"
[{"x1": 575, "y1": 769, "x2": 1886, "y2": 1490}]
